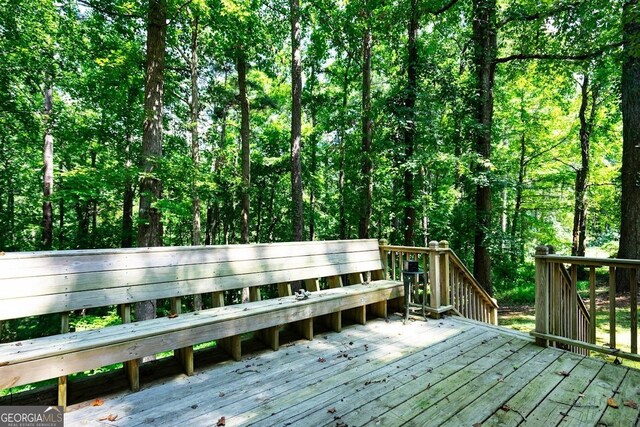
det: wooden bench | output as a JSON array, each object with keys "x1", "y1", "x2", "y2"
[{"x1": 0, "y1": 239, "x2": 402, "y2": 408}]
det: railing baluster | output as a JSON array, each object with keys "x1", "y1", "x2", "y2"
[
  {"x1": 609, "y1": 266, "x2": 616, "y2": 350},
  {"x1": 570, "y1": 265, "x2": 577, "y2": 341},
  {"x1": 589, "y1": 267, "x2": 596, "y2": 345},
  {"x1": 632, "y1": 268, "x2": 637, "y2": 354}
]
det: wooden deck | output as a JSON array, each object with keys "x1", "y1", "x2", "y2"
[{"x1": 63, "y1": 315, "x2": 640, "y2": 427}]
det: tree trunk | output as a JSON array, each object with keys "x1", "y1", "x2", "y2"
[
  {"x1": 42, "y1": 82, "x2": 54, "y2": 250},
  {"x1": 136, "y1": 0, "x2": 167, "y2": 324},
  {"x1": 237, "y1": 47, "x2": 251, "y2": 244},
  {"x1": 402, "y1": 0, "x2": 419, "y2": 246},
  {"x1": 190, "y1": 15, "x2": 201, "y2": 248},
  {"x1": 122, "y1": 130, "x2": 135, "y2": 248},
  {"x1": 617, "y1": 1, "x2": 640, "y2": 292},
  {"x1": 338, "y1": 59, "x2": 351, "y2": 240},
  {"x1": 358, "y1": 14, "x2": 373, "y2": 239},
  {"x1": 290, "y1": 0, "x2": 304, "y2": 242},
  {"x1": 308, "y1": 62, "x2": 318, "y2": 241},
  {"x1": 572, "y1": 73, "x2": 595, "y2": 258},
  {"x1": 471, "y1": 0, "x2": 497, "y2": 295},
  {"x1": 189, "y1": 15, "x2": 202, "y2": 310},
  {"x1": 510, "y1": 132, "x2": 526, "y2": 262}
]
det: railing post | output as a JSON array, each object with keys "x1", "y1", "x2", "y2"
[
  {"x1": 534, "y1": 245, "x2": 550, "y2": 347},
  {"x1": 377, "y1": 239, "x2": 389, "y2": 280},
  {"x1": 439, "y1": 240, "x2": 450, "y2": 307},
  {"x1": 429, "y1": 241, "x2": 440, "y2": 314}
]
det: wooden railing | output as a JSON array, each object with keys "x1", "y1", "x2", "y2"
[
  {"x1": 379, "y1": 241, "x2": 498, "y2": 325},
  {"x1": 533, "y1": 245, "x2": 640, "y2": 362}
]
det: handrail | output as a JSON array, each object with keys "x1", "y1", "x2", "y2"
[
  {"x1": 379, "y1": 241, "x2": 498, "y2": 325},
  {"x1": 534, "y1": 245, "x2": 638, "y2": 362},
  {"x1": 446, "y1": 251, "x2": 498, "y2": 308}
]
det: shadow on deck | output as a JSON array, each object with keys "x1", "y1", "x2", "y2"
[{"x1": 61, "y1": 315, "x2": 639, "y2": 426}]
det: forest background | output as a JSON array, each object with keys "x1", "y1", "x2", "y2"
[{"x1": 1, "y1": 0, "x2": 638, "y2": 306}]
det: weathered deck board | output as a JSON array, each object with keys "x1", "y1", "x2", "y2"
[{"x1": 62, "y1": 316, "x2": 640, "y2": 427}]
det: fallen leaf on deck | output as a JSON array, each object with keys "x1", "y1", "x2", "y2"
[
  {"x1": 318, "y1": 357, "x2": 326, "y2": 363},
  {"x1": 219, "y1": 392, "x2": 225, "y2": 397},
  {"x1": 91, "y1": 399, "x2": 105, "y2": 406},
  {"x1": 191, "y1": 404, "x2": 198, "y2": 409},
  {"x1": 578, "y1": 393, "x2": 585, "y2": 398},
  {"x1": 98, "y1": 414, "x2": 118, "y2": 422},
  {"x1": 607, "y1": 397, "x2": 619, "y2": 408},
  {"x1": 472, "y1": 423, "x2": 482, "y2": 427},
  {"x1": 557, "y1": 371, "x2": 570, "y2": 377},
  {"x1": 327, "y1": 407, "x2": 337, "y2": 413},
  {"x1": 217, "y1": 416, "x2": 226, "y2": 426},
  {"x1": 168, "y1": 313, "x2": 178, "y2": 319},
  {"x1": 624, "y1": 400, "x2": 638, "y2": 409},
  {"x1": 501, "y1": 405, "x2": 511, "y2": 412}
]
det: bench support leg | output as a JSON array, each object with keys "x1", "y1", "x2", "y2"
[
  {"x1": 353, "y1": 306, "x2": 367, "y2": 325},
  {"x1": 327, "y1": 312, "x2": 341, "y2": 332},
  {"x1": 219, "y1": 336, "x2": 242, "y2": 361},
  {"x1": 126, "y1": 359, "x2": 140, "y2": 392},
  {"x1": 58, "y1": 376, "x2": 67, "y2": 409},
  {"x1": 294, "y1": 318, "x2": 313, "y2": 340},
  {"x1": 255, "y1": 326, "x2": 279, "y2": 351},
  {"x1": 182, "y1": 346, "x2": 194, "y2": 376},
  {"x1": 371, "y1": 301, "x2": 387, "y2": 318}
]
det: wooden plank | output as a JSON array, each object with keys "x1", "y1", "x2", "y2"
[
  {"x1": 197, "y1": 324, "x2": 500, "y2": 427},
  {"x1": 483, "y1": 350, "x2": 584, "y2": 426},
  {"x1": 0, "y1": 239, "x2": 381, "y2": 279},
  {"x1": 530, "y1": 331, "x2": 640, "y2": 363},
  {"x1": 0, "y1": 260, "x2": 384, "y2": 320},
  {"x1": 523, "y1": 356, "x2": 604, "y2": 426},
  {"x1": 589, "y1": 267, "x2": 596, "y2": 344},
  {"x1": 277, "y1": 283, "x2": 292, "y2": 297},
  {"x1": 218, "y1": 336, "x2": 239, "y2": 361},
  {"x1": 249, "y1": 287, "x2": 261, "y2": 302},
  {"x1": 69, "y1": 317, "x2": 449, "y2": 427},
  {"x1": 0, "y1": 250, "x2": 381, "y2": 301},
  {"x1": 325, "y1": 334, "x2": 517, "y2": 427},
  {"x1": 326, "y1": 275, "x2": 343, "y2": 289},
  {"x1": 0, "y1": 282, "x2": 401, "y2": 369},
  {"x1": 631, "y1": 268, "x2": 637, "y2": 354},
  {"x1": 570, "y1": 264, "x2": 577, "y2": 340},
  {"x1": 609, "y1": 266, "x2": 616, "y2": 349},
  {"x1": 248, "y1": 328, "x2": 498, "y2": 427},
  {"x1": 0, "y1": 282, "x2": 397, "y2": 362},
  {"x1": 598, "y1": 367, "x2": 640, "y2": 426},
  {"x1": 560, "y1": 362, "x2": 627, "y2": 426},
  {"x1": 327, "y1": 312, "x2": 341, "y2": 332},
  {"x1": 348, "y1": 272, "x2": 362, "y2": 285},
  {"x1": 118, "y1": 318, "x2": 464, "y2": 427},
  {"x1": 303, "y1": 278, "x2": 319, "y2": 292},
  {"x1": 411, "y1": 343, "x2": 545, "y2": 426},
  {"x1": 294, "y1": 318, "x2": 313, "y2": 340},
  {"x1": 438, "y1": 346, "x2": 562, "y2": 426},
  {"x1": 370, "y1": 301, "x2": 386, "y2": 318}
]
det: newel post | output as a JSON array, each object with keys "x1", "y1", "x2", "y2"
[
  {"x1": 429, "y1": 241, "x2": 441, "y2": 312},
  {"x1": 378, "y1": 239, "x2": 389, "y2": 280},
  {"x1": 534, "y1": 245, "x2": 550, "y2": 347},
  {"x1": 439, "y1": 240, "x2": 450, "y2": 306}
]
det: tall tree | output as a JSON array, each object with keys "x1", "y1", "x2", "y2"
[
  {"x1": 290, "y1": 0, "x2": 304, "y2": 241},
  {"x1": 617, "y1": 0, "x2": 640, "y2": 291},
  {"x1": 42, "y1": 82, "x2": 54, "y2": 250},
  {"x1": 471, "y1": 0, "x2": 497, "y2": 294},
  {"x1": 358, "y1": 4, "x2": 373, "y2": 239},
  {"x1": 572, "y1": 72, "x2": 597, "y2": 257},
  {"x1": 190, "y1": 14, "x2": 201, "y2": 247},
  {"x1": 402, "y1": 0, "x2": 419, "y2": 246},
  {"x1": 136, "y1": 0, "x2": 167, "y2": 321},
  {"x1": 237, "y1": 47, "x2": 250, "y2": 244}
]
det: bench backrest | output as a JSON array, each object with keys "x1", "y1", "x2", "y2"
[{"x1": 0, "y1": 239, "x2": 384, "y2": 321}]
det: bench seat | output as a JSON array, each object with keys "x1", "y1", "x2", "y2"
[
  {"x1": 0, "y1": 239, "x2": 401, "y2": 406},
  {"x1": 0, "y1": 282, "x2": 402, "y2": 390}
]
